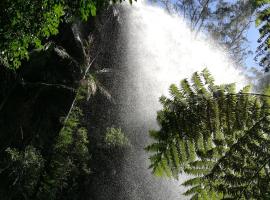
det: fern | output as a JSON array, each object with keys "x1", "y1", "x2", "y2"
[
  {"x1": 192, "y1": 72, "x2": 209, "y2": 97},
  {"x1": 206, "y1": 116, "x2": 270, "y2": 199},
  {"x1": 201, "y1": 68, "x2": 215, "y2": 93},
  {"x1": 181, "y1": 79, "x2": 194, "y2": 97},
  {"x1": 146, "y1": 69, "x2": 269, "y2": 199}
]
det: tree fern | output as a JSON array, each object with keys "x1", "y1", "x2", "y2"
[
  {"x1": 146, "y1": 69, "x2": 268, "y2": 199},
  {"x1": 206, "y1": 116, "x2": 270, "y2": 199}
]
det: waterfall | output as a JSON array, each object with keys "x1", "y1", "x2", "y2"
[
  {"x1": 89, "y1": 1, "x2": 247, "y2": 200},
  {"x1": 122, "y1": 1, "x2": 246, "y2": 123}
]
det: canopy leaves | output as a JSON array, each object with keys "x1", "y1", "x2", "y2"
[{"x1": 0, "y1": 0, "x2": 135, "y2": 69}]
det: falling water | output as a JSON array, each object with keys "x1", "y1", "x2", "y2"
[
  {"x1": 89, "y1": 1, "x2": 247, "y2": 200},
  {"x1": 122, "y1": 1, "x2": 247, "y2": 122}
]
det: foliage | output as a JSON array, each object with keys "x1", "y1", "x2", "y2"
[
  {"x1": 0, "y1": 0, "x2": 64, "y2": 69},
  {"x1": 0, "y1": 1, "x2": 123, "y2": 199},
  {"x1": 105, "y1": 127, "x2": 130, "y2": 148},
  {"x1": 3, "y1": 146, "x2": 44, "y2": 199},
  {"x1": 0, "y1": 85, "x2": 91, "y2": 200},
  {"x1": 33, "y1": 23, "x2": 117, "y2": 198},
  {"x1": 146, "y1": 69, "x2": 270, "y2": 199},
  {"x1": 35, "y1": 89, "x2": 91, "y2": 199},
  {"x1": 31, "y1": 30, "x2": 103, "y2": 197},
  {"x1": 0, "y1": 0, "x2": 134, "y2": 69},
  {"x1": 151, "y1": 0, "x2": 255, "y2": 66},
  {"x1": 206, "y1": 115, "x2": 270, "y2": 199},
  {"x1": 0, "y1": 30, "x2": 103, "y2": 197},
  {"x1": 254, "y1": 0, "x2": 270, "y2": 71}
]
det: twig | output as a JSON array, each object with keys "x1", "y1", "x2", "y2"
[
  {"x1": 63, "y1": 94, "x2": 78, "y2": 124},
  {"x1": 83, "y1": 51, "x2": 100, "y2": 79},
  {"x1": 193, "y1": 0, "x2": 210, "y2": 29},
  {"x1": 22, "y1": 82, "x2": 76, "y2": 92}
]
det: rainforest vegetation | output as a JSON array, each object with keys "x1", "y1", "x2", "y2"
[
  {"x1": 146, "y1": 1, "x2": 270, "y2": 199},
  {"x1": 146, "y1": 69, "x2": 270, "y2": 199},
  {"x1": 0, "y1": 0, "x2": 133, "y2": 199},
  {"x1": 0, "y1": 0, "x2": 270, "y2": 200}
]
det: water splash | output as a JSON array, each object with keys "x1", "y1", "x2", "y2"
[{"x1": 114, "y1": 1, "x2": 247, "y2": 200}]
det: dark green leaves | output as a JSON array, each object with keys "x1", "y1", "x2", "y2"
[
  {"x1": 0, "y1": 0, "x2": 134, "y2": 69},
  {"x1": 80, "y1": 0, "x2": 97, "y2": 20}
]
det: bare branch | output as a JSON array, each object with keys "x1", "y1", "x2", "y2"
[
  {"x1": 22, "y1": 82, "x2": 76, "y2": 92},
  {"x1": 193, "y1": 0, "x2": 210, "y2": 29},
  {"x1": 83, "y1": 51, "x2": 100, "y2": 79}
]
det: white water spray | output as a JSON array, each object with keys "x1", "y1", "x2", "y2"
[
  {"x1": 123, "y1": 1, "x2": 246, "y2": 122},
  {"x1": 113, "y1": 1, "x2": 247, "y2": 200}
]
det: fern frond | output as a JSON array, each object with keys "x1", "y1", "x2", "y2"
[
  {"x1": 183, "y1": 185, "x2": 202, "y2": 196},
  {"x1": 145, "y1": 143, "x2": 165, "y2": 152},
  {"x1": 201, "y1": 68, "x2": 215, "y2": 92},
  {"x1": 191, "y1": 72, "x2": 209, "y2": 97},
  {"x1": 170, "y1": 143, "x2": 181, "y2": 171},
  {"x1": 153, "y1": 162, "x2": 165, "y2": 177},
  {"x1": 189, "y1": 160, "x2": 215, "y2": 169},
  {"x1": 184, "y1": 167, "x2": 210, "y2": 176},
  {"x1": 196, "y1": 133, "x2": 205, "y2": 152},
  {"x1": 182, "y1": 177, "x2": 203, "y2": 186},
  {"x1": 161, "y1": 157, "x2": 173, "y2": 177},
  {"x1": 149, "y1": 130, "x2": 162, "y2": 140},
  {"x1": 181, "y1": 79, "x2": 194, "y2": 97},
  {"x1": 186, "y1": 140, "x2": 196, "y2": 161},
  {"x1": 177, "y1": 137, "x2": 187, "y2": 163},
  {"x1": 169, "y1": 84, "x2": 184, "y2": 100}
]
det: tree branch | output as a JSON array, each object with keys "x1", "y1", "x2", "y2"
[
  {"x1": 22, "y1": 82, "x2": 76, "y2": 92},
  {"x1": 193, "y1": 0, "x2": 210, "y2": 29},
  {"x1": 83, "y1": 51, "x2": 100, "y2": 79}
]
